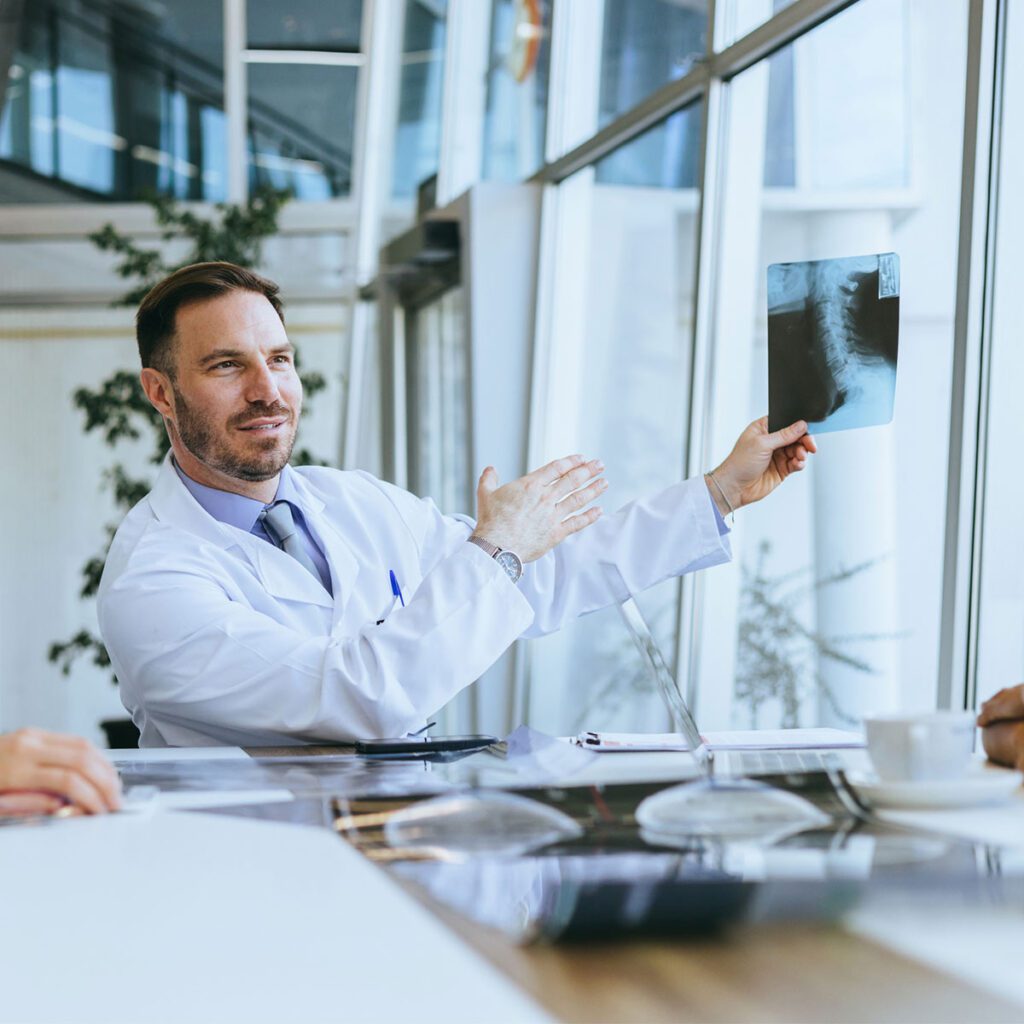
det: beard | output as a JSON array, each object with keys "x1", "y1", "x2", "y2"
[{"x1": 172, "y1": 388, "x2": 298, "y2": 482}]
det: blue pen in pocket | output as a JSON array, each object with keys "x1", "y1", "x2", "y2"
[
  {"x1": 376, "y1": 570, "x2": 406, "y2": 625},
  {"x1": 389, "y1": 570, "x2": 405, "y2": 607}
]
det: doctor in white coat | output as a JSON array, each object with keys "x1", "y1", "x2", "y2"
[{"x1": 98, "y1": 262, "x2": 817, "y2": 748}]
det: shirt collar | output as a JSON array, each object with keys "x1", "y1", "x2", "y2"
[{"x1": 172, "y1": 459, "x2": 301, "y2": 533}]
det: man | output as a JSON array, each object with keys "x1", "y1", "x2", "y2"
[
  {"x1": 98, "y1": 262, "x2": 816, "y2": 748},
  {"x1": 0, "y1": 729, "x2": 121, "y2": 815},
  {"x1": 978, "y1": 686, "x2": 1024, "y2": 770}
]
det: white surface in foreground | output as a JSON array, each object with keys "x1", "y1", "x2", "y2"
[
  {"x1": 849, "y1": 901, "x2": 1024, "y2": 1010},
  {"x1": 0, "y1": 812, "x2": 549, "y2": 1024}
]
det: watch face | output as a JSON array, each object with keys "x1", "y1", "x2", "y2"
[{"x1": 495, "y1": 550, "x2": 523, "y2": 584}]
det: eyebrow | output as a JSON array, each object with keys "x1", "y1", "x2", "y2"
[{"x1": 197, "y1": 344, "x2": 294, "y2": 368}]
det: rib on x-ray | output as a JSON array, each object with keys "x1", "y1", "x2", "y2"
[{"x1": 767, "y1": 252, "x2": 899, "y2": 435}]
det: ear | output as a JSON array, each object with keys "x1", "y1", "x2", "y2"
[{"x1": 140, "y1": 368, "x2": 175, "y2": 420}]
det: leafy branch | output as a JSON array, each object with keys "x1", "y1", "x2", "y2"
[{"x1": 735, "y1": 539, "x2": 902, "y2": 728}]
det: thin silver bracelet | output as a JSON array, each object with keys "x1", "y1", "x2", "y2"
[{"x1": 706, "y1": 471, "x2": 736, "y2": 527}]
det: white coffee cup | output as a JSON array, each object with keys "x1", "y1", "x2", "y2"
[{"x1": 863, "y1": 710, "x2": 976, "y2": 782}]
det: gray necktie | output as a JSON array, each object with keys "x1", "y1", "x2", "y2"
[{"x1": 259, "y1": 501, "x2": 323, "y2": 586}]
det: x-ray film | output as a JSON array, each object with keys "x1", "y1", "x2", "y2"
[{"x1": 767, "y1": 252, "x2": 900, "y2": 435}]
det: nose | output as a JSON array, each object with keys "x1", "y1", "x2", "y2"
[{"x1": 244, "y1": 360, "x2": 282, "y2": 406}]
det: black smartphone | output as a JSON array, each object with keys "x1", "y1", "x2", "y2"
[{"x1": 354, "y1": 734, "x2": 498, "y2": 756}]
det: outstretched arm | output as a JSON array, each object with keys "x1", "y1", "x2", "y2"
[{"x1": 705, "y1": 418, "x2": 817, "y2": 516}]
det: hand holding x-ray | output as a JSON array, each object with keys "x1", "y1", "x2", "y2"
[{"x1": 706, "y1": 417, "x2": 817, "y2": 516}]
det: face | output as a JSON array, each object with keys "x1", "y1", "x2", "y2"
[{"x1": 145, "y1": 290, "x2": 303, "y2": 496}]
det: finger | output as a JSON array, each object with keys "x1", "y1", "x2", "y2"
[
  {"x1": 477, "y1": 466, "x2": 499, "y2": 498},
  {"x1": 29, "y1": 765, "x2": 110, "y2": 815},
  {"x1": 978, "y1": 684, "x2": 1024, "y2": 725},
  {"x1": 766, "y1": 420, "x2": 809, "y2": 449},
  {"x1": 555, "y1": 475, "x2": 608, "y2": 514},
  {"x1": 979, "y1": 720, "x2": 1024, "y2": 769},
  {"x1": 556, "y1": 506, "x2": 603, "y2": 540},
  {"x1": 0, "y1": 791, "x2": 66, "y2": 816},
  {"x1": 32, "y1": 736, "x2": 122, "y2": 811},
  {"x1": 549, "y1": 459, "x2": 604, "y2": 501},
  {"x1": 530, "y1": 454, "x2": 585, "y2": 486}
]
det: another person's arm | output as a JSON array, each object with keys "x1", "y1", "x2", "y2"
[
  {"x1": 0, "y1": 729, "x2": 122, "y2": 815},
  {"x1": 977, "y1": 685, "x2": 1024, "y2": 770}
]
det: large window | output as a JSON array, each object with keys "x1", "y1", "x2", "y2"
[
  {"x1": 247, "y1": 63, "x2": 356, "y2": 199},
  {"x1": 244, "y1": 0, "x2": 363, "y2": 199},
  {"x1": 0, "y1": 0, "x2": 226, "y2": 201},
  {"x1": 525, "y1": 105, "x2": 704, "y2": 734},
  {"x1": 973, "y1": 7, "x2": 1024, "y2": 711},
  {"x1": 693, "y1": 0, "x2": 969, "y2": 729},
  {"x1": 0, "y1": 0, "x2": 366, "y2": 203}
]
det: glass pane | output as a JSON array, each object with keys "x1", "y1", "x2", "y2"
[
  {"x1": 481, "y1": 0, "x2": 552, "y2": 181},
  {"x1": 599, "y1": 0, "x2": 707, "y2": 124},
  {"x1": 595, "y1": 103, "x2": 701, "y2": 189},
  {"x1": 974, "y1": 11, "x2": 1024, "y2": 710},
  {"x1": 0, "y1": 10, "x2": 56, "y2": 177},
  {"x1": 0, "y1": 0, "x2": 225, "y2": 201},
  {"x1": 719, "y1": 0, "x2": 797, "y2": 50},
  {"x1": 246, "y1": 0, "x2": 363, "y2": 52},
  {"x1": 525, "y1": 104, "x2": 704, "y2": 734},
  {"x1": 407, "y1": 287, "x2": 471, "y2": 514},
  {"x1": 697, "y1": 0, "x2": 968, "y2": 730},
  {"x1": 392, "y1": 0, "x2": 448, "y2": 201},
  {"x1": 247, "y1": 63, "x2": 356, "y2": 199}
]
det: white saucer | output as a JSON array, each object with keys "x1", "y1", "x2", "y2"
[{"x1": 848, "y1": 767, "x2": 1022, "y2": 810}]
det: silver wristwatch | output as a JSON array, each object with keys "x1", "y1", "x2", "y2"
[{"x1": 468, "y1": 535, "x2": 524, "y2": 584}]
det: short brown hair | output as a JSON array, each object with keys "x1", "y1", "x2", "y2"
[{"x1": 136, "y1": 262, "x2": 285, "y2": 376}]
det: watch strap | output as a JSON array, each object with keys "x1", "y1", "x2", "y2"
[{"x1": 468, "y1": 535, "x2": 501, "y2": 558}]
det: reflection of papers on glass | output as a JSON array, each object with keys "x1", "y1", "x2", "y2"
[
  {"x1": 636, "y1": 778, "x2": 832, "y2": 845},
  {"x1": 483, "y1": 725, "x2": 598, "y2": 780},
  {"x1": 120, "y1": 787, "x2": 295, "y2": 813},
  {"x1": 576, "y1": 728, "x2": 865, "y2": 752},
  {"x1": 109, "y1": 746, "x2": 248, "y2": 763},
  {"x1": 384, "y1": 791, "x2": 583, "y2": 859}
]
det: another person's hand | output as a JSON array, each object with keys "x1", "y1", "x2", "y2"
[
  {"x1": 473, "y1": 454, "x2": 606, "y2": 561},
  {"x1": 977, "y1": 685, "x2": 1024, "y2": 770},
  {"x1": 706, "y1": 417, "x2": 817, "y2": 515},
  {"x1": 0, "y1": 729, "x2": 122, "y2": 815}
]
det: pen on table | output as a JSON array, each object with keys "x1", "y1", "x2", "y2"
[{"x1": 376, "y1": 570, "x2": 406, "y2": 624}]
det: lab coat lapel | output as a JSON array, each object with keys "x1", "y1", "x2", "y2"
[
  {"x1": 148, "y1": 457, "x2": 334, "y2": 610},
  {"x1": 248, "y1": 540, "x2": 335, "y2": 609},
  {"x1": 287, "y1": 473, "x2": 362, "y2": 626}
]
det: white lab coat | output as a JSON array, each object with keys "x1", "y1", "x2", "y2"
[{"x1": 98, "y1": 457, "x2": 730, "y2": 747}]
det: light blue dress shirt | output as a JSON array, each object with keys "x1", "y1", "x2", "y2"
[{"x1": 173, "y1": 460, "x2": 334, "y2": 596}]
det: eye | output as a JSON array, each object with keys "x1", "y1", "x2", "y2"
[
  {"x1": 211, "y1": 360, "x2": 239, "y2": 371},
  {"x1": 271, "y1": 354, "x2": 294, "y2": 366}
]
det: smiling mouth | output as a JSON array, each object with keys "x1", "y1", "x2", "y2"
[{"x1": 237, "y1": 419, "x2": 288, "y2": 432}]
